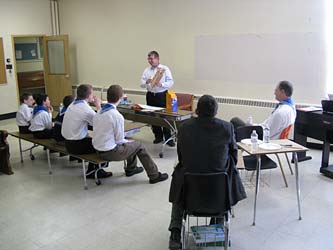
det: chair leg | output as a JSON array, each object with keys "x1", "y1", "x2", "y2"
[
  {"x1": 285, "y1": 153, "x2": 294, "y2": 175},
  {"x1": 276, "y1": 154, "x2": 288, "y2": 188},
  {"x1": 182, "y1": 215, "x2": 186, "y2": 250},
  {"x1": 224, "y1": 212, "x2": 230, "y2": 250},
  {"x1": 231, "y1": 207, "x2": 235, "y2": 218}
]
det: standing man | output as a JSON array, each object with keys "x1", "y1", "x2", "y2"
[{"x1": 140, "y1": 51, "x2": 175, "y2": 146}]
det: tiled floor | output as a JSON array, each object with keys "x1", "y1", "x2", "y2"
[{"x1": 0, "y1": 118, "x2": 333, "y2": 250}]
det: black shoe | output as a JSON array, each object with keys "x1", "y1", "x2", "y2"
[
  {"x1": 153, "y1": 138, "x2": 163, "y2": 144},
  {"x1": 86, "y1": 169, "x2": 113, "y2": 179},
  {"x1": 149, "y1": 172, "x2": 168, "y2": 184},
  {"x1": 166, "y1": 140, "x2": 175, "y2": 147},
  {"x1": 169, "y1": 228, "x2": 182, "y2": 250},
  {"x1": 125, "y1": 166, "x2": 144, "y2": 177},
  {"x1": 69, "y1": 156, "x2": 81, "y2": 162},
  {"x1": 59, "y1": 152, "x2": 67, "y2": 157}
]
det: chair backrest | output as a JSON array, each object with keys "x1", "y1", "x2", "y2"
[
  {"x1": 184, "y1": 172, "x2": 230, "y2": 217},
  {"x1": 236, "y1": 125, "x2": 263, "y2": 142},
  {"x1": 176, "y1": 93, "x2": 194, "y2": 111},
  {"x1": 279, "y1": 124, "x2": 292, "y2": 139}
]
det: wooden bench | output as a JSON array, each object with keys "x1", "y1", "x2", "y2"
[{"x1": 9, "y1": 122, "x2": 146, "y2": 189}]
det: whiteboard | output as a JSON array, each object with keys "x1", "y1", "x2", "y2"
[{"x1": 195, "y1": 33, "x2": 325, "y2": 87}]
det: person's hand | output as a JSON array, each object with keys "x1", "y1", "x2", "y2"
[
  {"x1": 155, "y1": 82, "x2": 162, "y2": 87},
  {"x1": 146, "y1": 79, "x2": 152, "y2": 84},
  {"x1": 48, "y1": 105, "x2": 54, "y2": 113},
  {"x1": 93, "y1": 96, "x2": 101, "y2": 110}
]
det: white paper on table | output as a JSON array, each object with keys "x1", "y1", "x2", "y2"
[{"x1": 137, "y1": 104, "x2": 164, "y2": 111}]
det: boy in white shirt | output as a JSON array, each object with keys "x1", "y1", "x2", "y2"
[
  {"x1": 29, "y1": 94, "x2": 54, "y2": 139},
  {"x1": 62, "y1": 84, "x2": 112, "y2": 179},
  {"x1": 93, "y1": 85, "x2": 168, "y2": 184},
  {"x1": 16, "y1": 93, "x2": 34, "y2": 133}
]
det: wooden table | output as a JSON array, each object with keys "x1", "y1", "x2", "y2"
[
  {"x1": 237, "y1": 139, "x2": 308, "y2": 226},
  {"x1": 118, "y1": 105, "x2": 194, "y2": 158}
]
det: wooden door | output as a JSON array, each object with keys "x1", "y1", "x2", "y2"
[
  {"x1": 43, "y1": 35, "x2": 72, "y2": 106},
  {"x1": 0, "y1": 38, "x2": 7, "y2": 84}
]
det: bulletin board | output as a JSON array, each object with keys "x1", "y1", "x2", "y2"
[{"x1": 14, "y1": 43, "x2": 38, "y2": 61}]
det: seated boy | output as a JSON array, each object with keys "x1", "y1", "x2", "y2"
[
  {"x1": 62, "y1": 84, "x2": 112, "y2": 179},
  {"x1": 29, "y1": 94, "x2": 54, "y2": 139},
  {"x1": 92, "y1": 85, "x2": 168, "y2": 184},
  {"x1": 53, "y1": 95, "x2": 74, "y2": 143},
  {"x1": 16, "y1": 93, "x2": 34, "y2": 133}
]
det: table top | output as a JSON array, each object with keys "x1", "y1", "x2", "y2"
[
  {"x1": 117, "y1": 104, "x2": 194, "y2": 118},
  {"x1": 237, "y1": 139, "x2": 308, "y2": 155}
]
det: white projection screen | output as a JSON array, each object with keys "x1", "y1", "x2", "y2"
[{"x1": 195, "y1": 33, "x2": 325, "y2": 92}]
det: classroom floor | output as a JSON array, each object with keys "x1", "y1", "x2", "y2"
[{"x1": 0, "y1": 118, "x2": 333, "y2": 250}]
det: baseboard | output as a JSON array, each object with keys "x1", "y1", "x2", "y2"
[{"x1": 0, "y1": 112, "x2": 16, "y2": 121}]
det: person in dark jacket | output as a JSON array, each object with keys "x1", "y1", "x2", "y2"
[
  {"x1": 168, "y1": 95, "x2": 247, "y2": 250},
  {"x1": 53, "y1": 95, "x2": 74, "y2": 143}
]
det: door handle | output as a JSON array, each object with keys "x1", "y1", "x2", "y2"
[{"x1": 65, "y1": 74, "x2": 70, "y2": 78}]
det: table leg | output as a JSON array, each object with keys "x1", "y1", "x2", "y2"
[
  {"x1": 294, "y1": 152, "x2": 302, "y2": 220},
  {"x1": 18, "y1": 138, "x2": 23, "y2": 163},
  {"x1": 253, "y1": 155, "x2": 261, "y2": 226},
  {"x1": 46, "y1": 148, "x2": 52, "y2": 175}
]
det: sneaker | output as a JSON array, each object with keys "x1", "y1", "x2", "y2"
[
  {"x1": 166, "y1": 140, "x2": 175, "y2": 147},
  {"x1": 86, "y1": 169, "x2": 113, "y2": 179},
  {"x1": 149, "y1": 172, "x2": 169, "y2": 184},
  {"x1": 153, "y1": 137, "x2": 164, "y2": 144},
  {"x1": 169, "y1": 228, "x2": 182, "y2": 250},
  {"x1": 125, "y1": 166, "x2": 144, "y2": 177}
]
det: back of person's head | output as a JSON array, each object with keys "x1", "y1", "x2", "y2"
[
  {"x1": 148, "y1": 51, "x2": 159, "y2": 58},
  {"x1": 77, "y1": 84, "x2": 93, "y2": 100},
  {"x1": 196, "y1": 95, "x2": 218, "y2": 118},
  {"x1": 278, "y1": 81, "x2": 293, "y2": 97},
  {"x1": 35, "y1": 94, "x2": 48, "y2": 106},
  {"x1": 20, "y1": 93, "x2": 32, "y2": 103},
  {"x1": 63, "y1": 95, "x2": 74, "y2": 107},
  {"x1": 107, "y1": 85, "x2": 123, "y2": 103}
]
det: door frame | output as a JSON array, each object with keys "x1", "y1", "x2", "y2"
[{"x1": 11, "y1": 34, "x2": 45, "y2": 106}]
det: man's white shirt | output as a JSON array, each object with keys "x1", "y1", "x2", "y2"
[
  {"x1": 62, "y1": 100, "x2": 95, "y2": 140},
  {"x1": 16, "y1": 103, "x2": 33, "y2": 126},
  {"x1": 92, "y1": 104, "x2": 128, "y2": 152},
  {"x1": 140, "y1": 64, "x2": 174, "y2": 93},
  {"x1": 261, "y1": 104, "x2": 296, "y2": 139},
  {"x1": 29, "y1": 111, "x2": 52, "y2": 132}
]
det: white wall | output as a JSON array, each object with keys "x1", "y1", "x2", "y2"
[
  {"x1": 0, "y1": 0, "x2": 52, "y2": 115},
  {"x1": 59, "y1": 0, "x2": 325, "y2": 106}
]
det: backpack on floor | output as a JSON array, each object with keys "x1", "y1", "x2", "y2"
[{"x1": 0, "y1": 130, "x2": 13, "y2": 175}]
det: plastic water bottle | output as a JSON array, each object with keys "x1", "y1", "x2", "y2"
[
  {"x1": 59, "y1": 103, "x2": 64, "y2": 113},
  {"x1": 251, "y1": 130, "x2": 258, "y2": 152},
  {"x1": 263, "y1": 126, "x2": 270, "y2": 143},
  {"x1": 247, "y1": 115, "x2": 253, "y2": 125}
]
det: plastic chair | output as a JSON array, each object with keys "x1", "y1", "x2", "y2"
[
  {"x1": 236, "y1": 126, "x2": 288, "y2": 187},
  {"x1": 183, "y1": 172, "x2": 231, "y2": 250},
  {"x1": 176, "y1": 93, "x2": 194, "y2": 111},
  {"x1": 275, "y1": 124, "x2": 294, "y2": 177}
]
